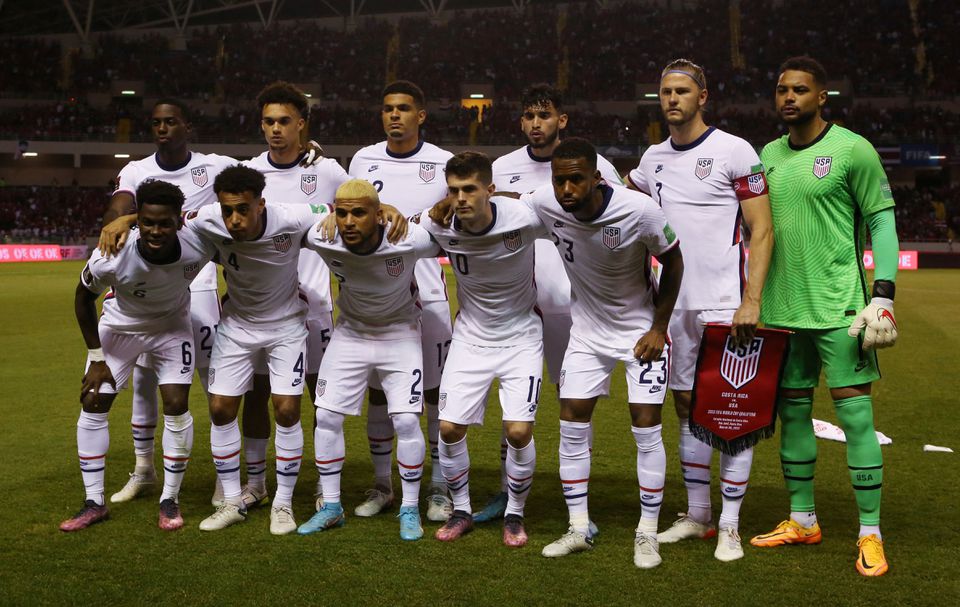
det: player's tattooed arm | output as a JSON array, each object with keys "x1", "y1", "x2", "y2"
[
  {"x1": 74, "y1": 282, "x2": 116, "y2": 398},
  {"x1": 634, "y1": 245, "x2": 684, "y2": 362},
  {"x1": 98, "y1": 213, "x2": 138, "y2": 257},
  {"x1": 731, "y1": 193, "x2": 773, "y2": 346}
]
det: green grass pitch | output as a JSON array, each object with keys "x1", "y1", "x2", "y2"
[{"x1": 0, "y1": 263, "x2": 957, "y2": 605}]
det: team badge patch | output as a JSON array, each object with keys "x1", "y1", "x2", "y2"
[
  {"x1": 317, "y1": 379, "x2": 326, "y2": 397},
  {"x1": 438, "y1": 392, "x2": 447, "y2": 411},
  {"x1": 273, "y1": 234, "x2": 292, "y2": 252},
  {"x1": 385, "y1": 256, "x2": 404, "y2": 276},
  {"x1": 695, "y1": 158, "x2": 714, "y2": 180},
  {"x1": 719, "y1": 335, "x2": 764, "y2": 389},
  {"x1": 558, "y1": 370, "x2": 565, "y2": 388},
  {"x1": 191, "y1": 167, "x2": 208, "y2": 187},
  {"x1": 602, "y1": 226, "x2": 621, "y2": 250},
  {"x1": 747, "y1": 173, "x2": 766, "y2": 194},
  {"x1": 208, "y1": 369, "x2": 216, "y2": 385},
  {"x1": 813, "y1": 156, "x2": 832, "y2": 179},
  {"x1": 183, "y1": 262, "x2": 200, "y2": 280},
  {"x1": 503, "y1": 230, "x2": 522, "y2": 251},
  {"x1": 301, "y1": 174, "x2": 317, "y2": 195},
  {"x1": 419, "y1": 162, "x2": 436, "y2": 183}
]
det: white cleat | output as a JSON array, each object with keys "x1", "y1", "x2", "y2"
[
  {"x1": 541, "y1": 527, "x2": 594, "y2": 558},
  {"x1": 634, "y1": 531, "x2": 663, "y2": 569},
  {"x1": 354, "y1": 488, "x2": 394, "y2": 517},
  {"x1": 425, "y1": 487, "x2": 452, "y2": 522},
  {"x1": 240, "y1": 484, "x2": 270, "y2": 509},
  {"x1": 199, "y1": 503, "x2": 247, "y2": 531},
  {"x1": 211, "y1": 478, "x2": 224, "y2": 507},
  {"x1": 270, "y1": 505, "x2": 297, "y2": 535},
  {"x1": 110, "y1": 470, "x2": 157, "y2": 503},
  {"x1": 657, "y1": 512, "x2": 716, "y2": 544},
  {"x1": 714, "y1": 527, "x2": 744, "y2": 562}
]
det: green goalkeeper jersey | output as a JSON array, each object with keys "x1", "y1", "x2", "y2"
[{"x1": 760, "y1": 124, "x2": 895, "y2": 329}]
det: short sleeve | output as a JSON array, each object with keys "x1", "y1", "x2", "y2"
[
  {"x1": 728, "y1": 138, "x2": 768, "y2": 201},
  {"x1": 627, "y1": 164, "x2": 650, "y2": 194},
  {"x1": 411, "y1": 223, "x2": 443, "y2": 258},
  {"x1": 81, "y1": 250, "x2": 111, "y2": 294},
  {"x1": 597, "y1": 155, "x2": 625, "y2": 187},
  {"x1": 848, "y1": 137, "x2": 895, "y2": 215},
  {"x1": 636, "y1": 198, "x2": 679, "y2": 256},
  {"x1": 114, "y1": 163, "x2": 139, "y2": 196}
]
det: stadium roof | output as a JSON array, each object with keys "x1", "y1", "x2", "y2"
[{"x1": 0, "y1": 0, "x2": 562, "y2": 37}]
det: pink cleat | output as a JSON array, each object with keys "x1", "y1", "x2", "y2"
[
  {"x1": 60, "y1": 500, "x2": 109, "y2": 532},
  {"x1": 435, "y1": 510, "x2": 474, "y2": 542},
  {"x1": 503, "y1": 514, "x2": 528, "y2": 547},
  {"x1": 158, "y1": 498, "x2": 184, "y2": 531}
]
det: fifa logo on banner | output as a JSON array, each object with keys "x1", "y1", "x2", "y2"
[
  {"x1": 419, "y1": 162, "x2": 436, "y2": 183},
  {"x1": 695, "y1": 158, "x2": 714, "y2": 180},
  {"x1": 813, "y1": 157, "x2": 833, "y2": 179},
  {"x1": 503, "y1": 230, "x2": 522, "y2": 251},
  {"x1": 385, "y1": 256, "x2": 404, "y2": 276},
  {"x1": 720, "y1": 336, "x2": 764, "y2": 389},
  {"x1": 191, "y1": 167, "x2": 208, "y2": 187},
  {"x1": 301, "y1": 174, "x2": 317, "y2": 194}
]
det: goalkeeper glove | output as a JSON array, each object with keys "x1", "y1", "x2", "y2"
[{"x1": 847, "y1": 297, "x2": 898, "y2": 349}]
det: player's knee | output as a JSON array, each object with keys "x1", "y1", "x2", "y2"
[
  {"x1": 672, "y1": 390, "x2": 692, "y2": 418},
  {"x1": 439, "y1": 421, "x2": 466, "y2": 443},
  {"x1": 630, "y1": 404, "x2": 662, "y2": 428},
  {"x1": 504, "y1": 423, "x2": 533, "y2": 448},
  {"x1": 209, "y1": 397, "x2": 239, "y2": 426},
  {"x1": 559, "y1": 399, "x2": 594, "y2": 423},
  {"x1": 391, "y1": 412, "x2": 420, "y2": 437},
  {"x1": 81, "y1": 392, "x2": 114, "y2": 414},
  {"x1": 314, "y1": 407, "x2": 343, "y2": 433},
  {"x1": 272, "y1": 398, "x2": 301, "y2": 427},
  {"x1": 781, "y1": 388, "x2": 814, "y2": 400}
]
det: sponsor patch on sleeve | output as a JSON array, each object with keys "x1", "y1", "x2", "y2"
[
  {"x1": 732, "y1": 172, "x2": 768, "y2": 200},
  {"x1": 663, "y1": 223, "x2": 677, "y2": 244}
]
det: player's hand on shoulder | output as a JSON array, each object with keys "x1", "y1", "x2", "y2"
[
  {"x1": 81, "y1": 361, "x2": 116, "y2": 400},
  {"x1": 633, "y1": 329, "x2": 667, "y2": 362},
  {"x1": 300, "y1": 140, "x2": 325, "y2": 167},
  {"x1": 381, "y1": 204, "x2": 409, "y2": 243},
  {"x1": 731, "y1": 299, "x2": 760, "y2": 347},
  {"x1": 97, "y1": 214, "x2": 137, "y2": 258},
  {"x1": 428, "y1": 194, "x2": 455, "y2": 228},
  {"x1": 847, "y1": 297, "x2": 898, "y2": 349},
  {"x1": 316, "y1": 213, "x2": 338, "y2": 242}
]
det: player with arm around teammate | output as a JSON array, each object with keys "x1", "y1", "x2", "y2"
[{"x1": 61, "y1": 179, "x2": 214, "y2": 532}]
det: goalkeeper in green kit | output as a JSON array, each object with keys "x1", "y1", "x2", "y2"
[{"x1": 748, "y1": 57, "x2": 899, "y2": 578}]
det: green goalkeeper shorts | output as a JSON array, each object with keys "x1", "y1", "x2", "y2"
[{"x1": 775, "y1": 326, "x2": 881, "y2": 389}]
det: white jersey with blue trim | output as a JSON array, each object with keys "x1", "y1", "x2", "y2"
[
  {"x1": 422, "y1": 197, "x2": 548, "y2": 346},
  {"x1": 348, "y1": 140, "x2": 453, "y2": 302},
  {"x1": 114, "y1": 151, "x2": 236, "y2": 291}
]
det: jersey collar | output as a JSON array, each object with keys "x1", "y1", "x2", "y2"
[
  {"x1": 267, "y1": 151, "x2": 307, "y2": 170},
  {"x1": 155, "y1": 151, "x2": 192, "y2": 172},
  {"x1": 669, "y1": 126, "x2": 716, "y2": 152},
  {"x1": 579, "y1": 183, "x2": 615, "y2": 223},
  {"x1": 385, "y1": 140, "x2": 425, "y2": 159},
  {"x1": 526, "y1": 145, "x2": 552, "y2": 163},
  {"x1": 788, "y1": 123, "x2": 833, "y2": 151},
  {"x1": 453, "y1": 202, "x2": 498, "y2": 236}
]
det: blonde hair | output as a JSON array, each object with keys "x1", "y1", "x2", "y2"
[
  {"x1": 335, "y1": 179, "x2": 380, "y2": 204},
  {"x1": 661, "y1": 58, "x2": 707, "y2": 90}
]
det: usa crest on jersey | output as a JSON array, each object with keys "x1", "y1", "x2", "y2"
[
  {"x1": 503, "y1": 230, "x2": 522, "y2": 251},
  {"x1": 317, "y1": 379, "x2": 326, "y2": 397},
  {"x1": 301, "y1": 174, "x2": 317, "y2": 194},
  {"x1": 813, "y1": 156, "x2": 832, "y2": 179},
  {"x1": 695, "y1": 158, "x2": 714, "y2": 180},
  {"x1": 747, "y1": 173, "x2": 766, "y2": 195},
  {"x1": 720, "y1": 335, "x2": 763, "y2": 389},
  {"x1": 385, "y1": 256, "x2": 404, "y2": 276},
  {"x1": 602, "y1": 226, "x2": 621, "y2": 250},
  {"x1": 273, "y1": 234, "x2": 292, "y2": 252},
  {"x1": 419, "y1": 162, "x2": 436, "y2": 183},
  {"x1": 191, "y1": 167, "x2": 208, "y2": 187}
]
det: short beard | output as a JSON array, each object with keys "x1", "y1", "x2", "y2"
[
  {"x1": 528, "y1": 128, "x2": 559, "y2": 150},
  {"x1": 780, "y1": 107, "x2": 817, "y2": 126}
]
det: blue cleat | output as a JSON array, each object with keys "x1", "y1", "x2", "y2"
[
  {"x1": 398, "y1": 505, "x2": 423, "y2": 541},
  {"x1": 472, "y1": 492, "x2": 508, "y2": 523},
  {"x1": 297, "y1": 502, "x2": 345, "y2": 535}
]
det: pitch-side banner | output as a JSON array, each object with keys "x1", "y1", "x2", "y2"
[
  {"x1": 689, "y1": 324, "x2": 792, "y2": 455},
  {"x1": 0, "y1": 244, "x2": 62, "y2": 262}
]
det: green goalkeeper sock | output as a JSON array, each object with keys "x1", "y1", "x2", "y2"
[
  {"x1": 778, "y1": 396, "x2": 817, "y2": 514},
  {"x1": 834, "y1": 395, "x2": 883, "y2": 525}
]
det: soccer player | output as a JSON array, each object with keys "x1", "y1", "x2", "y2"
[
  {"x1": 297, "y1": 179, "x2": 439, "y2": 541},
  {"x1": 348, "y1": 80, "x2": 455, "y2": 521},
  {"x1": 748, "y1": 57, "x2": 899, "y2": 578},
  {"x1": 61, "y1": 179, "x2": 213, "y2": 532},
  {"x1": 474, "y1": 83, "x2": 626, "y2": 524},
  {"x1": 423, "y1": 152, "x2": 547, "y2": 546},
  {"x1": 626, "y1": 59, "x2": 773, "y2": 561},
  {"x1": 528, "y1": 138, "x2": 684, "y2": 569},
  {"x1": 238, "y1": 81, "x2": 350, "y2": 511}
]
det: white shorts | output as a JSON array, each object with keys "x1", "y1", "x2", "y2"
[
  {"x1": 315, "y1": 332, "x2": 424, "y2": 417},
  {"x1": 305, "y1": 312, "x2": 334, "y2": 374},
  {"x1": 91, "y1": 323, "x2": 195, "y2": 395},
  {"x1": 438, "y1": 339, "x2": 544, "y2": 426},
  {"x1": 208, "y1": 317, "x2": 308, "y2": 397},
  {"x1": 135, "y1": 288, "x2": 220, "y2": 371},
  {"x1": 559, "y1": 334, "x2": 670, "y2": 405},
  {"x1": 542, "y1": 312, "x2": 572, "y2": 385},
  {"x1": 420, "y1": 300, "x2": 453, "y2": 390},
  {"x1": 669, "y1": 308, "x2": 735, "y2": 391}
]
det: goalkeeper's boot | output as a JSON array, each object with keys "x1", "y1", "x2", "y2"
[
  {"x1": 750, "y1": 519, "x2": 822, "y2": 547},
  {"x1": 856, "y1": 534, "x2": 889, "y2": 577}
]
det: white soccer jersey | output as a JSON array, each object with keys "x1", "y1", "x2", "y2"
[
  {"x1": 304, "y1": 222, "x2": 442, "y2": 340},
  {"x1": 348, "y1": 140, "x2": 453, "y2": 302},
  {"x1": 422, "y1": 197, "x2": 547, "y2": 346},
  {"x1": 184, "y1": 203, "x2": 328, "y2": 329},
  {"x1": 82, "y1": 227, "x2": 214, "y2": 334},
  {"x1": 114, "y1": 151, "x2": 236, "y2": 291},
  {"x1": 628, "y1": 127, "x2": 767, "y2": 310},
  {"x1": 243, "y1": 151, "x2": 349, "y2": 316},
  {"x1": 523, "y1": 183, "x2": 679, "y2": 351}
]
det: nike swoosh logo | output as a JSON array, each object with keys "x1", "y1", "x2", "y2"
[{"x1": 861, "y1": 552, "x2": 872, "y2": 569}]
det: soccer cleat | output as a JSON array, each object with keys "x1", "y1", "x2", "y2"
[
  {"x1": 541, "y1": 527, "x2": 594, "y2": 558},
  {"x1": 199, "y1": 503, "x2": 247, "y2": 531},
  {"x1": 502, "y1": 514, "x2": 528, "y2": 547},
  {"x1": 354, "y1": 488, "x2": 394, "y2": 517},
  {"x1": 270, "y1": 505, "x2": 297, "y2": 536},
  {"x1": 59, "y1": 500, "x2": 109, "y2": 532},
  {"x1": 856, "y1": 534, "x2": 889, "y2": 577},
  {"x1": 158, "y1": 498, "x2": 184, "y2": 531},
  {"x1": 110, "y1": 470, "x2": 157, "y2": 503},
  {"x1": 425, "y1": 486, "x2": 453, "y2": 522},
  {"x1": 435, "y1": 510, "x2": 474, "y2": 542},
  {"x1": 714, "y1": 527, "x2": 744, "y2": 562},
  {"x1": 398, "y1": 506, "x2": 424, "y2": 541},
  {"x1": 297, "y1": 502, "x2": 345, "y2": 535},
  {"x1": 240, "y1": 484, "x2": 270, "y2": 510},
  {"x1": 211, "y1": 478, "x2": 224, "y2": 507},
  {"x1": 750, "y1": 519, "x2": 822, "y2": 547},
  {"x1": 657, "y1": 512, "x2": 717, "y2": 544},
  {"x1": 472, "y1": 491, "x2": 508, "y2": 523},
  {"x1": 633, "y1": 531, "x2": 662, "y2": 569}
]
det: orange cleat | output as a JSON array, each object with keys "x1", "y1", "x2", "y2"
[
  {"x1": 856, "y1": 534, "x2": 889, "y2": 577},
  {"x1": 750, "y1": 519, "x2": 822, "y2": 547}
]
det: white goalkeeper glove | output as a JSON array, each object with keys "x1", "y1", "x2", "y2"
[
  {"x1": 847, "y1": 297, "x2": 898, "y2": 349},
  {"x1": 300, "y1": 140, "x2": 324, "y2": 167}
]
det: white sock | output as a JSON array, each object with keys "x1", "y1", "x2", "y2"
[
  {"x1": 244, "y1": 437, "x2": 269, "y2": 492},
  {"x1": 439, "y1": 436, "x2": 470, "y2": 513},
  {"x1": 559, "y1": 420, "x2": 591, "y2": 533},
  {"x1": 160, "y1": 412, "x2": 193, "y2": 502},
  {"x1": 633, "y1": 424, "x2": 665, "y2": 530},
  {"x1": 678, "y1": 419, "x2": 712, "y2": 523},
  {"x1": 210, "y1": 420, "x2": 242, "y2": 503},
  {"x1": 859, "y1": 524, "x2": 881, "y2": 539},
  {"x1": 393, "y1": 412, "x2": 425, "y2": 508},
  {"x1": 425, "y1": 402, "x2": 444, "y2": 488},
  {"x1": 498, "y1": 433, "x2": 509, "y2": 493},
  {"x1": 791, "y1": 511, "x2": 818, "y2": 527},
  {"x1": 274, "y1": 423, "x2": 303, "y2": 507},
  {"x1": 315, "y1": 407, "x2": 345, "y2": 504},
  {"x1": 505, "y1": 438, "x2": 536, "y2": 517},
  {"x1": 131, "y1": 365, "x2": 158, "y2": 472},
  {"x1": 77, "y1": 410, "x2": 109, "y2": 506},
  {"x1": 718, "y1": 447, "x2": 753, "y2": 532},
  {"x1": 366, "y1": 404, "x2": 394, "y2": 492}
]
